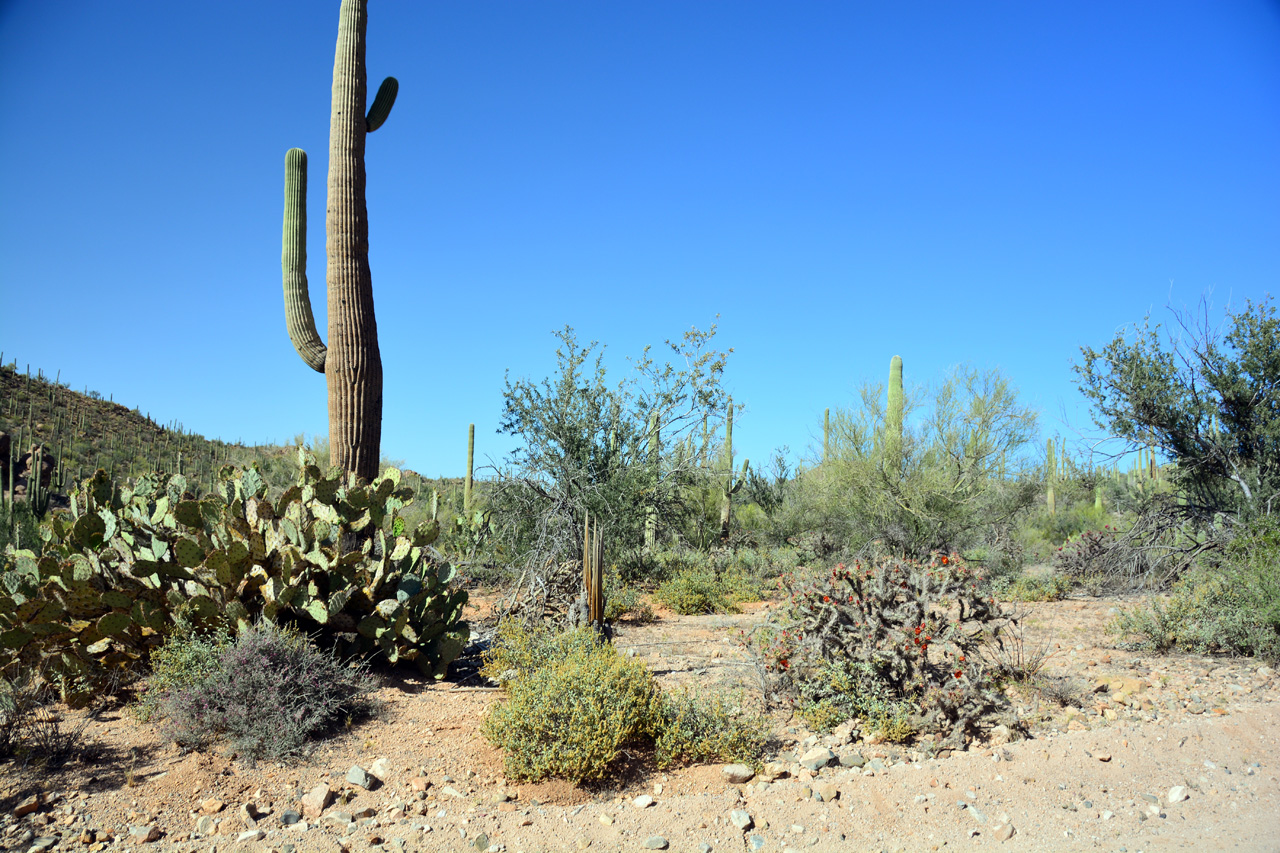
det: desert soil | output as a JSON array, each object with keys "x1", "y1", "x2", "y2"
[{"x1": 1, "y1": 594, "x2": 1277, "y2": 853}]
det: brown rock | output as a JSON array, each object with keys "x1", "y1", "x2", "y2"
[
  {"x1": 128, "y1": 825, "x2": 160, "y2": 844},
  {"x1": 994, "y1": 823, "x2": 1016, "y2": 841},
  {"x1": 14, "y1": 793, "x2": 41, "y2": 818},
  {"x1": 301, "y1": 783, "x2": 333, "y2": 819},
  {"x1": 1095, "y1": 753, "x2": 1112, "y2": 762},
  {"x1": 199, "y1": 798, "x2": 225, "y2": 815},
  {"x1": 408, "y1": 777, "x2": 431, "y2": 792}
]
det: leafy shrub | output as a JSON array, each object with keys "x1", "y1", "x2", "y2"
[
  {"x1": 758, "y1": 553, "x2": 1011, "y2": 748},
  {"x1": 481, "y1": 622, "x2": 766, "y2": 782},
  {"x1": 999, "y1": 571, "x2": 1072, "y2": 602},
  {"x1": 160, "y1": 621, "x2": 378, "y2": 762},
  {"x1": 655, "y1": 565, "x2": 761, "y2": 615},
  {"x1": 480, "y1": 629, "x2": 660, "y2": 783},
  {"x1": 604, "y1": 581, "x2": 654, "y2": 623},
  {"x1": 135, "y1": 629, "x2": 231, "y2": 723},
  {"x1": 1112, "y1": 516, "x2": 1280, "y2": 662},
  {"x1": 653, "y1": 688, "x2": 767, "y2": 769}
]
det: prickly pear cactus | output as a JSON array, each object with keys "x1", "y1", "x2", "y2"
[{"x1": 1, "y1": 451, "x2": 470, "y2": 702}]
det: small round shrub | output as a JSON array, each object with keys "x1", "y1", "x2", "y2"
[
  {"x1": 654, "y1": 689, "x2": 768, "y2": 770},
  {"x1": 160, "y1": 621, "x2": 378, "y2": 762},
  {"x1": 481, "y1": 633, "x2": 660, "y2": 783},
  {"x1": 135, "y1": 629, "x2": 232, "y2": 723}
]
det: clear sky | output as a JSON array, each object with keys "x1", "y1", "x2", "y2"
[{"x1": 2, "y1": 1, "x2": 1277, "y2": 478}]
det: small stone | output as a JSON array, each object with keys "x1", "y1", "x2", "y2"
[
  {"x1": 633, "y1": 795, "x2": 654, "y2": 809},
  {"x1": 301, "y1": 784, "x2": 333, "y2": 819},
  {"x1": 599, "y1": 816, "x2": 614, "y2": 826},
  {"x1": 798, "y1": 747, "x2": 836, "y2": 771},
  {"x1": 722, "y1": 764, "x2": 755, "y2": 784},
  {"x1": 194, "y1": 816, "x2": 215, "y2": 835},
  {"x1": 1095, "y1": 753, "x2": 1111, "y2": 762},
  {"x1": 490, "y1": 789, "x2": 512, "y2": 804},
  {"x1": 748, "y1": 836, "x2": 766, "y2": 852},
  {"x1": 238, "y1": 803, "x2": 259, "y2": 828},
  {"x1": 369, "y1": 758, "x2": 393, "y2": 782},
  {"x1": 642, "y1": 837, "x2": 669, "y2": 850},
  {"x1": 993, "y1": 823, "x2": 1015, "y2": 841},
  {"x1": 989, "y1": 724, "x2": 1012, "y2": 746},
  {"x1": 472, "y1": 833, "x2": 489, "y2": 850},
  {"x1": 199, "y1": 798, "x2": 225, "y2": 816},
  {"x1": 730, "y1": 810, "x2": 753, "y2": 831},
  {"x1": 577, "y1": 837, "x2": 591, "y2": 850},
  {"x1": 127, "y1": 826, "x2": 160, "y2": 844},
  {"x1": 838, "y1": 751, "x2": 866, "y2": 768},
  {"x1": 28, "y1": 837, "x2": 57, "y2": 852},
  {"x1": 14, "y1": 795, "x2": 41, "y2": 818},
  {"x1": 408, "y1": 777, "x2": 430, "y2": 793},
  {"x1": 441, "y1": 786, "x2": 466, "y2": 799},
  {"x1": 813, "y1": 783, "x2": 839, "y2": 803},
  {"x1": 279, "y1": 809, "x2": 302, "y2": 826},
  {"x1": 697, "y1": 844, "x2": 713, "y2": 853},
  {"x1": 1168, "y1": 786, "x2": 1189, "y2": 804},
  {"x1": 235, "y1": 829, "x2": 265, "y2": 843},
  {"x1": 346, "y1": 765, "x2": 375, "y2": 790}
]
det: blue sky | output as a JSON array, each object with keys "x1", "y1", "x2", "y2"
[{"x1": 2, "y1": 1, "x2": 1278, "y2": 478}]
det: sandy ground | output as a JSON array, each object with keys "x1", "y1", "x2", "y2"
[{"x1": 1, "y1": 595, "x2": 1277, "y2": 853}]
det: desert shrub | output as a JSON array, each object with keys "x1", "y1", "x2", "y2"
[
  {"x1": 135, "y1": 629, "x2": 232, "y2": 723},
  {"x1": 1000, "y1": 571, "x2": 1072, "y2": 602},
  {"x1": 757, "y1": 553, "x2": 1010, "y2": 748},
  {"x1": 655, "y1": 564, "x2": 760, "y2": 615},
  {"x1": 160, "y1": 621, "x2": 378, "y2": 762},
  {"x1": 604, "y1": 579, "x2": 654, "y2": 623},
  {"x1": 481, "y1": 622, "x2": 766, "y2": 782},
  {"x1": 653, "y1": 688, "x2": 768, "y2": 769},
  {"x1": 0, "y1": 671, "x2": 94, "y2": 768},
  {"x1": 1112, "y1": 516, "x2": 1280, "y2": 661},
  {"x1": 481, "y1": 630, "x2": 660, "y2": 783}
]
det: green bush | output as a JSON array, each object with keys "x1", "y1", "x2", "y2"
[
  {"x1": 604, "y1": 580, "x2": 654, "y2": 623},
  {"x1": 481, "y1": 622, "x2": 767, "y2": 783},
  {"x1": 653, "y1": 688, "x2": 767, "y2": 770},
  {"x1": 481, "y1": 630, "x2": 660, "y2": 783},
  {"x1": 1112, "y1": 516, "x2": 1280, "y2": 661},
  {"x1": 160, "y1": 621, "x2": 378, "y2": 762},
  {"x1": 135, "y1": 629, "x2": 231, "y2": 723},
  {"x1": 999, "y1": 571, "x2": 1072, "y2": 602},
  {"x1": 655, "y1": 565, "x2": 760, "y2": 615}
]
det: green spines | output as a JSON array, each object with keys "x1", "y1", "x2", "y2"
[{"x1": 719, "y1": 399, "x2": 747, "y2": 542}]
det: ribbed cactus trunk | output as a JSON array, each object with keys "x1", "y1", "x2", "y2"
[
  {"x1": 885, "y1": 355, "x2": 904, "y2": 474},
  {"x1": 282, "y1": 0, "x2": 398, "y2": 483},
  {"x1": 464, "y1": 423, "x2": 474, "y2": 514},
  {"x1": 644, "y1": 412, "x2": 659, "y2": 550},
  {"x1": 326, "y1": 0, "x2": 382, "y2": 482},
  {"x1": 823, "y1": 407, "x2": 830, "y2": 463},
  {"x1": 1046, "y1": 437, "x2": 1056, "y2": 516}
]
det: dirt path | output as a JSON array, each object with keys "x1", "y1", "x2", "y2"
[{"x1": 2, "y1": 596, "x2": 1277, "y2": 852}]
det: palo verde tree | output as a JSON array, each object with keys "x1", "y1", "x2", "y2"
[
  {"x1": 491, "y1": 325, "x2": 733, "y2": 573},
  {"x1": 282, "y1": 0, "x2": 399, "y2": 482},
  {"x1": 1075, "y1": 297, "x2": 1280, "y2": 523}
]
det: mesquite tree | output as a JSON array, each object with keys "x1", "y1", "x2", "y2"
[{"x1": 282, "y1": 0, "x2": 398, "y2": 482}]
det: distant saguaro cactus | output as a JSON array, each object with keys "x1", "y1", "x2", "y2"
[
  {"x1": 282, "y1": 0, "x2": 399, "y2": 482},
  {"x1": 1046, "y1": 437, "x2": 1057, "y2": 516},
  {"x1": 719, "y1": 398, "x2": 748, "y2": 543},
  {"x1": 465, "y1": 424, "x2": 475, "y2": 514},
  {"x1": 884, "y1": 355, "x2": 904, "y2": 472}
]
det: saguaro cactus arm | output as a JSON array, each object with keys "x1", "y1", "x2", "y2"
[
  {"x1": 365, "y1": 76, "x2": 398, "y2": 132},
  {"x1": 282, "y1": 148, "x2": 327, "y2": 373}
]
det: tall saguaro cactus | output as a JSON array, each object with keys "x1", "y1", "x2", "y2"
[
  {"x1": 719, "y1": 398, "x2": 748, "y2": 543},
  {"x1": 884, "y1": 355, "x2": 904, "y2": 473},
  {"x1": 1046, "y1": 437, "x2": 1057, "y2": 516},
  {"x1": 282, "y1": 0, "x2": 399, "y2": 482},
  {"x1": 464, "y1": 424, "x2": 475, "y2": 514},
  {"x1": 644, "y1": 411, "x2": 659, "y2": 550}
]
